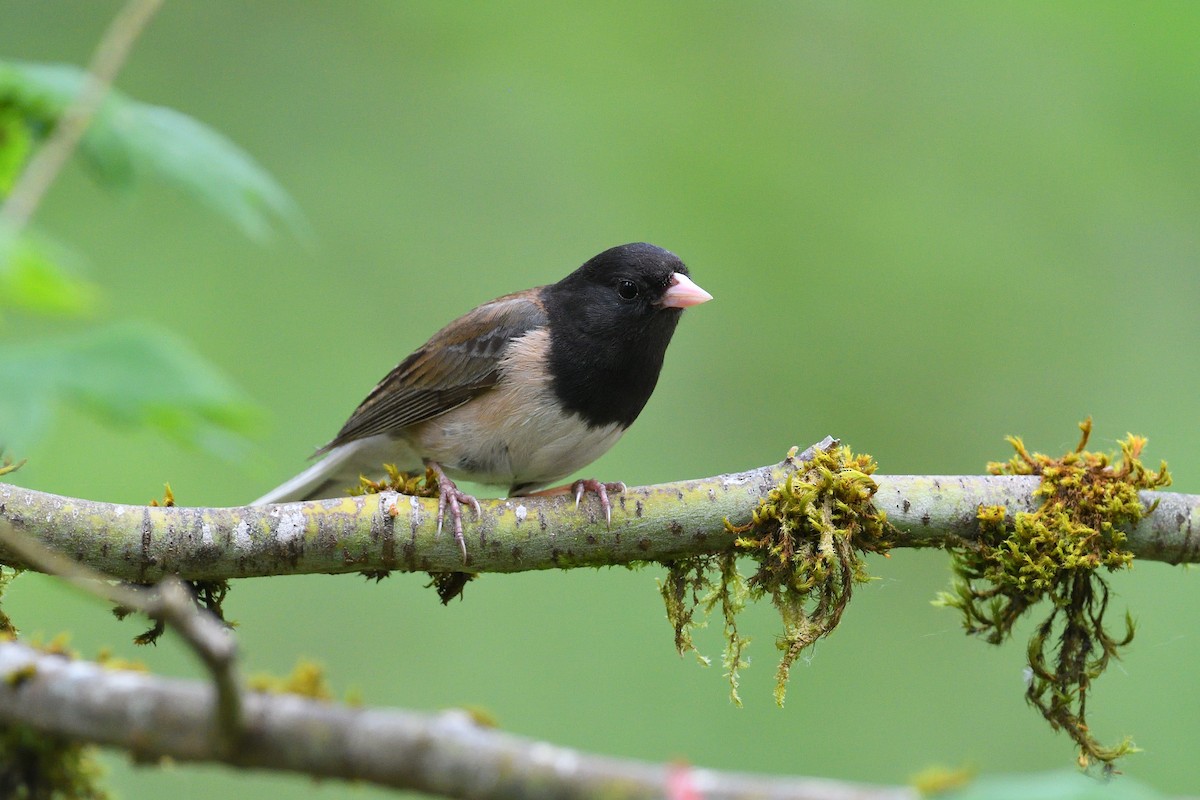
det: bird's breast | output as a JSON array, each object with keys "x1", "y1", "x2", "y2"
[{"x1": 406, "y1": 328, "x2": 626, "y2": 492}]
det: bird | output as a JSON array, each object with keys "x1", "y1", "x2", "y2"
[{"x1": 252, "y1": 242, "x2": 712, "y2": 558}]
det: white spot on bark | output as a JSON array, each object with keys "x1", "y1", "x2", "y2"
[
  {"x1": 515, "y1": 505, "x2": 527, "y2": 524},
  {"x1": 721, "y1": 472, "x2": 755, "y2": 488},
  {"x1": 234, "y1": 519, "x2": 252, "y2": 549},
  {"x1": 275, "y1": 510, "x2": 305, "y2": 543},
  {"x1": 528, "y1": 742, "x2": 579, "y2": 775},
  {"x1": 201, "y1": 523, "x2": 214, "y2": 545}
]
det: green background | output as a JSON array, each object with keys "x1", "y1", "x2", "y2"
[{"x1": 4, "y1": 2, "x2": 1200, "y2": 797}]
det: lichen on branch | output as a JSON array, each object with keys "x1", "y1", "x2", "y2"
[{"x1": 936, "y1": 419, "x2": 1171, "y2": 770}]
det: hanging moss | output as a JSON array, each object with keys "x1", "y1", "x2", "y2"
[
  {"x1": 662, "y1": 444, "x2": 892, "y2": 705},
  {"x1": 659, "y1": 552, "x2": 749, "y2": 702},
  {"x1": 107, "y1": 486, "x2": 238, "y2": 645},
  {"x1": 936, "y1": 419, "x2": 1170, "y2": 770},
  {"x1": 113, "y1": 577, "x2": 233, "y2": 646}
]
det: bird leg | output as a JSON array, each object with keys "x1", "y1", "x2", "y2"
[
  {"x1": 426, "y1": 461, "x2": 481, "y2": 561},
  {"x1": 518, "y1": 479, "x2": 627, "y2": 527},
  {"x1": 572, "y1": 479, "x2": 626, "y2": 528}
]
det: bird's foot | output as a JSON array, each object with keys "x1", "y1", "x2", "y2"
[
  {"x1": 572, "y1": 478, "x2": 626, "y2": 528},
  {"x1": 427, "y1": 462, "x2": 481, "y2": 562}
]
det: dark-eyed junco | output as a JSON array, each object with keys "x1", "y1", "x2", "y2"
[{"x1": 253, "y1": 242, "x2": 712, "y2": 557}]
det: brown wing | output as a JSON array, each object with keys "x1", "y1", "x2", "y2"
[{"x1": 316, "y1": 291, "x2": 546, "y2": 454}]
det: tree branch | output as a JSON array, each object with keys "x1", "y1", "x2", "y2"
[
  {"x1": 0, "y1": 515, "x2": 243, "y2": 756},
  {"x1": 1, "y1": 453, "x2": 1196, "y2": 581},
  {"x1": 0, "y1": 640, "x2": 914, "y2": 800}
]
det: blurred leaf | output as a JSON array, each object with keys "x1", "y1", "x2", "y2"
[
  {"x1": 944, "y1": 770, "x2": 1165, "y2": 800},
  {"x1": 0, "y1": 103, "x2": 32, "y2": 193},
  {"x1": 0, "y1": 320, "x2": 262, "y2": 458},
  {"x1": 0, "y1": 60, "x2": 308, "y2": 243},
  {"x1": 0, "y1": 226, "x2": 98, "y2": 317},
  {"x1": 0, "y1": 62, "x2": 63, "y2": 129},
  {"x1": 108, "y1": 102, "x2": 308, "y2": 243}
]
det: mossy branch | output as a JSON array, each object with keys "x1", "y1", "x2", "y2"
[{"x1": 0, "y1": 461, "x2": 1196, "y2": 583}]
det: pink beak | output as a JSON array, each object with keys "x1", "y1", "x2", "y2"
[{"x1": 660, "y1": 272, "x2": 713, "y2": 309}]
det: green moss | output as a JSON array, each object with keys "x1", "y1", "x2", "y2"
[
  {"x1": 93, "y1": 648, "x2": 146, "y2": 673},
  {"x1": 349, "y1": 463, "x2": 437, "y2": 498},
  {"x1": 360, "y1": 569, "x2": 391, "y2": 582},
  {"x1": 353, "y1": 465, "x2": 478, "y2": 602},
  {"x1": 4, "y1": 664, "x2": 36, "y2": 687},
  {"x1": 147, "y1": 483, "x2": 175, "y2": 507},
  {"x1": 0, "y1": 453, "x2": 26, "y2": 479},
  {"x1": 910, "y1": 764, "x2": 975, "y2": 796},
  {"x1": 662, "y1": 444, "x2": 891, "y2": 705},
  {"x1": 426, "y1": 571, "x2": 475, "y2": 604},
  {"x1": 114, "y1": 578, "x2": 233, "y2": 646},
  {"x1": 659, "y1": 552, "x2": 748, "y2": 702},
  {"x1": 248, "y1": 659, "x2": 333, "y2": 701},
  {"x1": 936, "y1": 419, "x2": 1170, "y2": 770},
  {"x1": 0, "y1": 565, "x2": 21, "y2": 636},
  {"x1": 0, "y1": 724, "x2": 111, "y2": 800}
]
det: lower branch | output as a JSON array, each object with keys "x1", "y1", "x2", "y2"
[{"x1": 0, "y1": 641, "x2": 914, "y2": 800}]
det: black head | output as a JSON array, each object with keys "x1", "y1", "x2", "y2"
[{"x1": 541, "y1": 243, "x2": 711, "y2": 429}]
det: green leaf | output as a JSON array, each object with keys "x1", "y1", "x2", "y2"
[
  {"x1": 0, "y1": 60, "x2": 307, "y2": 243},
  {"x1": 0, "y1": 226, "x2": 98, "y2": 317},
  {"x1": 0, "y1": 320, "x2": 262, "y2": 458}
]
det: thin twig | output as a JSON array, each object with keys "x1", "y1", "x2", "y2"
[
  {"x1": 0, "y1": 640, "x2": 915, "y2": 800},
  {"x1": 0, "y1": 0, "x2": 164, "y2": 231},
  {"x1": 0, "y1": 517, "x2": 243, "y2": 756}
]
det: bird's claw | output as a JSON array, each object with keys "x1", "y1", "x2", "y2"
[
  {"x1": 572, "y1": 479, "x2": 626, "y2": 528},
  {"x1": 429, "y1": 463, "x2": 480, "y2": 562}
]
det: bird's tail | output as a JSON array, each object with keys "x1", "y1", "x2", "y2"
[{"x1": 251, "y1": 435, "x2": 417, "y2": 505}]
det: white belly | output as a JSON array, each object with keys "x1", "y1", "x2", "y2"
[
  {"x1": 408, "y1": 329, "x2": 626, "y2": 492},
  {"x1": 417, "y1": 406, "x2": 623, "y2": 492}
]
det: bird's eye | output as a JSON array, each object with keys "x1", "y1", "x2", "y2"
[{"x1": 616, "y1": 279, "x2": 639, "y2": 300}]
